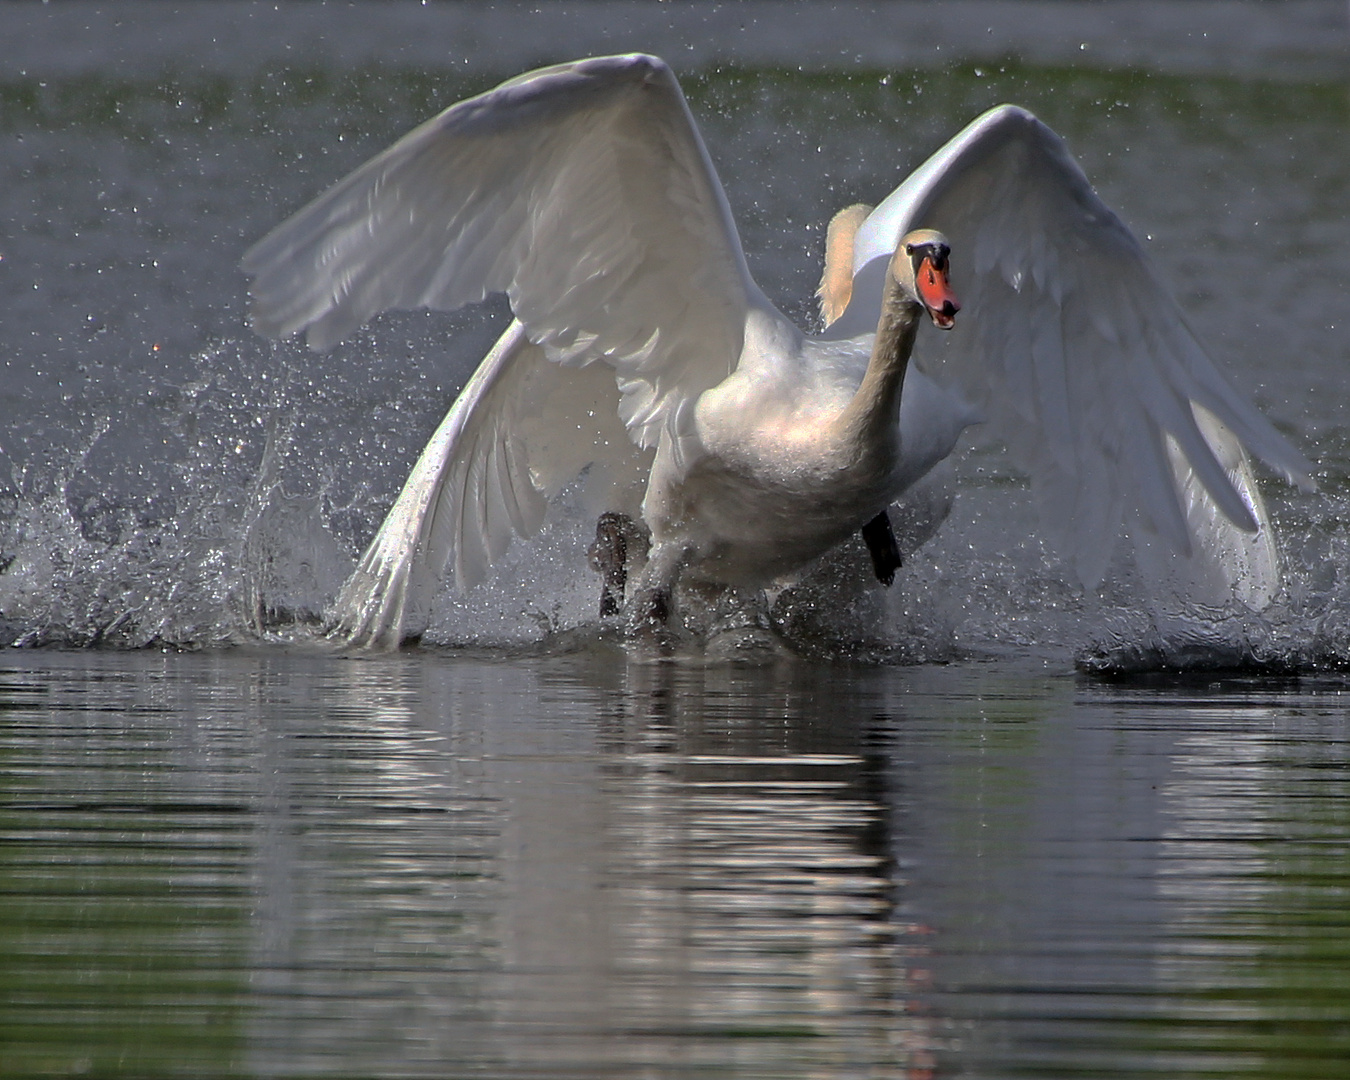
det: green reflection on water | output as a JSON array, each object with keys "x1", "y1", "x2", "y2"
[
  {"x1": 1210, "y1": 739, "x2": 1350, "y2": 1080},
  {"x1": 0, "y1": 694, "x2": 248, "y2": 1078}
]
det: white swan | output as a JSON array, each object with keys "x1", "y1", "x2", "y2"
[{"x1": 242, "y1": 54, "x2": 1314, "y2": 648}]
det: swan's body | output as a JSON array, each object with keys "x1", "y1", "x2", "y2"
[
  {"x1": 643, "y1": 303, "x2": 965, "y2": 588},
  {"x1": 243, "y1": 54, "x2": 1314, "y2": 648}
]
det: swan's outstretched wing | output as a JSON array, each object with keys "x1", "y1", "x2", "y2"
[
  {"x1": 331, "y1": 320, "x2": 649, "y2": 648},
  {"x1": 828, "y1": 104, "x2": 1314, "y2": 601},
  {"x1": 243, "y1": 54, "x2": 767, "y2": 643},
  {"x1": 243, "y1": 53, "x2": 763, "y2": 449}
]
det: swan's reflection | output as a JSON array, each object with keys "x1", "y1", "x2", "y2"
[
  {"x1": 583, "y1": 661, "x2": 926, "y2": 1076},
  {"x1": 243, "y1": 653, "x2": 935, "y2": 1078},
  {"x1": 16, "y1": 654, "x2": 1346, "y2": 1078}
]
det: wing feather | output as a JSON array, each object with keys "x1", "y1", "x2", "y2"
[
  {"x1": 830, "y1": 104, "x2": 1314, "y2": 601},
  {"x1": 328, "y1": 320, "x2": 644, "y2": 647},
  {"x1": 243, "y1": 53, "x2": 762, "y2": 450}
]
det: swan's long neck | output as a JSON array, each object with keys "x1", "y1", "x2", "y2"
[{"x1": 836, "y1": 280, "x2": 921, "y2": 454}]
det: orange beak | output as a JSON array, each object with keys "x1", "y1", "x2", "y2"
[{"x1": 916, "y1": 256, "x2": 960, "y2": 329}]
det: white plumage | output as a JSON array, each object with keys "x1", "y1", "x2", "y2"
[{"x1": 242, "y1": 54, "x2": 1314, "y2": 648}]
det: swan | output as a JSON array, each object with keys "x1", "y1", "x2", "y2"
[{"x1": 242, "y1": 54, "x2": 1314, "y2": 649}]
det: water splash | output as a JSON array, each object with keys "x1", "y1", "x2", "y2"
[{"x1": 4, "y1": 341, "x2": 1349, "y2": 672}]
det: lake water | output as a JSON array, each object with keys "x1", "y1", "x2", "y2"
[{"x1": 2, "y1": 3, "x2": 1349, "y2": 1077}]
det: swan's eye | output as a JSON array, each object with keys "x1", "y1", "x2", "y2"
[{"x1": 906, "y1": 239, "x2": 951, "y2": 280}]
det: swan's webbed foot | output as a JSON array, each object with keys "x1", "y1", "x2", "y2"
[
  {"x1": 588, "y1": 512, "x2": 633, "y2": 617},
  {"x1": 861, "y1": 509, "x2": 902, "y2": 586}
]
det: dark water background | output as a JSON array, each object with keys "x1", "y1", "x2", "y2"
[{"x1": 2, "y1": 3, "x2": 1349, "y2": 1077}]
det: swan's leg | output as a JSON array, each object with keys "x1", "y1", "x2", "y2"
[
  {"x1": 861, "y1": 509, "x2": 902, "y2": 586},
  {"x1": 626, "y1": 539, "x2": 692, "y2": 630},
  {"x1": 588, "y1": 512, "x2": 633, "y2": 617}
]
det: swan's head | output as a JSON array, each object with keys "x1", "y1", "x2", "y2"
[{"x1": 892, "y1": 229, "x2": 960, "y2": 330}]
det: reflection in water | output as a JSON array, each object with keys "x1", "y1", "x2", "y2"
[
  {"x1": 573, "y1": 662, "x2": 929, "y2": 1078},
  {"x1": 1157, "y1": 704, "x2": 1350, "y2": 1078},
  {"x1": 218, "y1": 653, "x2": 935, "y2": 1077},
  {"x1": 243, "y1": 660, "x2": 504, "y2": 1076},
  {"x1": 2, "y1": 652, "x2": 1348, "y2": 1078},
  {"x1": 0, "y1": 660, "x2": 253, "y2": 1077}
]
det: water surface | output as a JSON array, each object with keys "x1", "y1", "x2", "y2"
[{"x1": 3, "y1": 649, "x2": 1349, "y2": 1077}]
